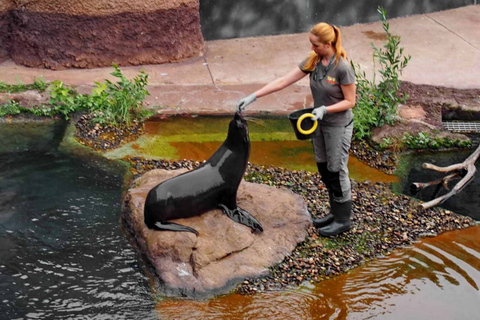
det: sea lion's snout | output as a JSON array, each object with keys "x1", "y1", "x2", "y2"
[
  {"x1": 234, "y1": 111, "x2": 247, "y2": 128},
  {"x1": 234, "y1": 111, "x2": 243, "y2": 121}
]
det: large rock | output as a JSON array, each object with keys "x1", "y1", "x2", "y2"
[
  {"x1": 123, "y1": 169, "x2": 311, "y2": 297},
  {"x1": 6, "y1": 0, "x2": 204, "y2": 69}
]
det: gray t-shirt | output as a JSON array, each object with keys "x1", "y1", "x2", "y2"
[{"x1": 299, "y1": 56, "x2": 356, "y2": 126}]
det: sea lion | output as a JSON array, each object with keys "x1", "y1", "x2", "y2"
[{"x1": 144, "y1": 112, "x2": 263, "y2": 235}]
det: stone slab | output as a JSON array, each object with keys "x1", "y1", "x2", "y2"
[{"x1": 123, "y1": 169, "x2": 312, "y2": 297}]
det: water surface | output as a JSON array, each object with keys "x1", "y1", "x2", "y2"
[
  {"x1": 105, "y1": 116, "x2": 397, "y2": 183},
  {"x1": 0, "y1": 150, "x2": 156, "y2": 319},
  {"x1": 1, "y1": 120, "x2": 478, "y2": 319},
  {"x1": 395, "y1": 150, "x2": 480, "y2": 220},
  {"x1": 156, "y1": 226, "x2": 480, "y2": 319}
]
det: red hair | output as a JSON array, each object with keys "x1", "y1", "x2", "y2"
[{"x1": 303, "y1": 23, "x2": 347, "y2": 71}]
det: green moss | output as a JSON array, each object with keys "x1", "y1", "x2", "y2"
[
  {"x1": 247, "y1": 117, "x2": 293, "y2": 133},
  {"x1": 148, "y1": 116, "x2": 295, "y2": 140},
  {"x1": 161, "y1": 133, "x2": 227, "y2": 143},
  {"x1": 250, "y1": 131, "x2": 297, "y2": 142},
  {"x1": 142, "y1": 137, "x2": 179, "y2": 159},
  {"x1": 391, "y1": 153, "x2": 414, "y2": 194},
  {"x1": 318, "y1": 238, "x2": 349, "y2": 250},
  {"x1": 151, "y1": 117, "x2": 230, "y2": 136},
  {"x1": 244, "y1": 171, "x2": 275, "y2": 184},
  {"x1": 103, "y1": 135, "x2": 179, "y2": 160},
  {"x1": 351, "y1": 231, "x2": 379, "y2": 255},
  {"x1": 59, "y1": 121, "x2": 130, "y2": 179}
]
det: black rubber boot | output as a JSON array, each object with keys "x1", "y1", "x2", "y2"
[
  {"x1": 313, "y1": 191, "x2": 334, "y2": 228},
  {"x1": 313, "y1": 163, "x2": 334, "y2": 228},
  {"x1": 316, "y1": 162, "x2": 329, "y2": 189},
  {"x1": 318, "y1": 200, "x2": 352, "y2": 237}
]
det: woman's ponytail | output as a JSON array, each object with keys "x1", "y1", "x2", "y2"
[{"x1": 332, "y1": 25, "x2": 347, "y2": 65}]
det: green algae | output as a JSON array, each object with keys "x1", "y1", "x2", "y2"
[
  {"x1": 0, "y1": 119, "x2": 64, "y2": 153},
  {"x1": 59, "y1": 121, "x2": 131, "y2": 182},
  {"x1": 103, "y1": 135, "x2": 179, "y2": 160},
  {"x1": 103, "y1": 115, "x2": 397, "y2": 182},
  {"x1": 140, "y1": 137, "x2": 179, "y2": 159}
]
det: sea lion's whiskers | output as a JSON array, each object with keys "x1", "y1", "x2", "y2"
[{"x1": 244, "y1": 117, "x2": 264, "y2": 126}]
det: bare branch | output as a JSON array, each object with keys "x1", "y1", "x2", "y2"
[
  {"x1": 410, "y1": 172, "x2": 461, "y2": 194},
  {"x1": 412, "y1": 144, "x2": 480, "y2": 209},
  {"x1": 422, "y1": 162, "x2": 465, "y2": 172}
]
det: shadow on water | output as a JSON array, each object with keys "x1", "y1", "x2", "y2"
[
  {"x1": 0, "y1": 120, "x2": 67, "y2": 154},
  {"x1": 199, "y1": 0, "x2": 472, "y2": 40}
]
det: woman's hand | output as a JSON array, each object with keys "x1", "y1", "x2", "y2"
[
  {"x1": 312, "y1": 106, "x2": 327, "y2": 120},
  {"x1": 236, "y1": 93, "x2": 257, "y2": 112}
]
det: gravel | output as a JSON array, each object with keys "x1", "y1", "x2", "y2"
[{"x1": 124, "y1": 157, "x2": 476, "y2": 295}]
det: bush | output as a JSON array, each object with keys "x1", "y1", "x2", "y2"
[
  {"x1": 0, "y1": 77, "x2": 49, "y2": 93},
  {"x1": 0, "y1": 100, "x2": 23, "y2": 117},
  {"x1": 79, "y1": 65, "x2": 150, "y2": 125},
  {"x1": 402, "y1": 132, "x2": 472, "y2": 150},
  {"x1": 351, "y1": 7, "x2": 411, "y2": 140},
  {"x1": 0, "y1": 66, "x2": 152, "y2": 124}
]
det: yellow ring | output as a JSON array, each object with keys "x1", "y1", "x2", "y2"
[{"x1": 297, "y1": 113, "x2": 318, "y2": 135}]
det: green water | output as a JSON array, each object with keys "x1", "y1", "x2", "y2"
[
  {"x1": 0, "y1": 120, "x2": 67, "y2": 153},
  {"x1": 104, "y1": 116, "x2": 397, "y2": 183}
]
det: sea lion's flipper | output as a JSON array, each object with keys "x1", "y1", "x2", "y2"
[
  {"x1": 153, "y1": 221, "x2": 199, "y2": 236},
  {"x1": 219, "y1": 204, "x2": 264, "y2": 233}
]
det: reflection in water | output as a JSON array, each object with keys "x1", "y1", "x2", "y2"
[
  {"x1": 156, "y1": 227, "x2": 480, "y2": 319},
  {"x1": 0, "y1": 151, "x2": 156, "y2": 319}
]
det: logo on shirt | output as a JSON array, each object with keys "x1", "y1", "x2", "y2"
[{"x1": 326, "y1": 76, "x2": 337, "y2": 84}]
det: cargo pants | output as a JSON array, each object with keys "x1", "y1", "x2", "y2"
[{"x1": 312, "y1": 122, "x2": 353, "y2": 203}]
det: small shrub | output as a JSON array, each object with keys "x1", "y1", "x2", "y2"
[
  {"x1": 83, "y1": 65, "x2": 150, "y2": 125},
  {"x1": 402, "y1": 132, "x2": 472, "y2": 150},
  {"x1": 32, "y1": 77, "x2": 49, "y2": 92},
  {"x1": 351, "y1": 7, "x2": 411, "y2": 140},
  {"x1": 0, "y1": 66, "x2": 151, "y2": 124},
  {"x1": 0, "y1": 100, "x2": 23, "y2": 116},
  {"x1": 46, "y1": 80, "x2": 82, "y2": 119},
  {"x1": 0, "y1": 77, "x2": 49, "y2": 93},
  {"x1": 379, "y1": 137, "x2": 393, "y2": 149}
]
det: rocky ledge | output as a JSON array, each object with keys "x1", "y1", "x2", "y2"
[
  {"x1": 5, "y1": 0, "x2": 204, "y2": 69},
  {"x1": 122, "y1": 168, "x2": 311, "y2": 297}
]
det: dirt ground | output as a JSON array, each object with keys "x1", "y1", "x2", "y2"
[
  {"x1": 368, "y1": 81, "x2": 480, "y2": 148},
  {"x1": 400, "y1": 81, "x2": 480, "y2": 108}
]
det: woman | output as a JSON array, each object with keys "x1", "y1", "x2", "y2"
[{"x1": 236, "y1": 22, "x2": 356, "y2": 237}]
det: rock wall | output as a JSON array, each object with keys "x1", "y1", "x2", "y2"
[
  {"x1": 0, "y1": 1, "x2": 12, "y2": 63},
  {"x1": 4, "y1": 0, "x2": 204, "y2": 69}
]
